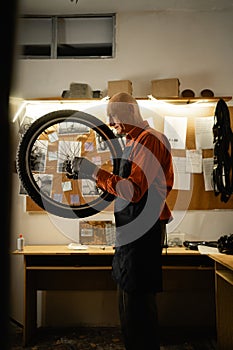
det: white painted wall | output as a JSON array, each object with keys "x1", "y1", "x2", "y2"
[
  {"x1": 10, "y1": 9, "x2": 233, "y2": 326},
  {"x1": 12, "y1": 10, "x2": 233, "y2": 98}
]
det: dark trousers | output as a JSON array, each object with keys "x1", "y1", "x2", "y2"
[
  {"x1": 117, "y1": 221, "x2": 166, "y2": 350},
  {"x1": 118, "y1": 288, "x2": 160, "y2": 350}
]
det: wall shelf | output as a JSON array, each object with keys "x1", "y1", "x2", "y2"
[
  {"x1": 150, "y1": 96, "x2": 232, "y2": 104},
  {"x1": 26, "y1": 96, "x2": 232, "y2": 104}
]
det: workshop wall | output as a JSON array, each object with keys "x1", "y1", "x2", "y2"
[{"x1": 10, "y1": 8, "x2": 233, "y2": 327}]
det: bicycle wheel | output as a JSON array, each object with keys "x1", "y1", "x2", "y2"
[{"x1": 16, "y1": 109, "x2": 122, "y2": 218}]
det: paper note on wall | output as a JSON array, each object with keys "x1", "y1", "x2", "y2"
[
  {"x1": 186, "y1": 149, "x2": 202, "y2": 173},
  {"x1": 164, "y1": 116, "x2": 187, "y2": 149},
  {"x1": 172, "y1": 156, "x2": 191, "y2": 190},
  {"x1": 195, "y1": 116, "x2": 214, "y2": 149},
  {"x1": 202, "y1": 158, "x2": 214, "y2": 191}
]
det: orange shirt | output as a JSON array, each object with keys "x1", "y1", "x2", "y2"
[{"x1": 96, "y1": 120, "x2": 174, "y2": 222}]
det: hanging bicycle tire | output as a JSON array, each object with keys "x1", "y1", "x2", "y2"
[{"x1": 16, "y1": 109, "x2": 122, "y2": 218}]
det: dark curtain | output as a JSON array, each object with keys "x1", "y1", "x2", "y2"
[{"x1": 0, "y1": 0, "x2": 19, "y2": 349}]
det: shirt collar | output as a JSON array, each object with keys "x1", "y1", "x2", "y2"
[{"x1": 126, "y1": 120, "x2": 150, "y2": 140}]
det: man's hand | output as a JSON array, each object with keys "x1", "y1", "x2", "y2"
[{"x1": 72, "y1": 157, "x2": 99, "y2": 180}]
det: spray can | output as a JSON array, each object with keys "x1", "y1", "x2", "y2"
[{"x1": 17, "y1": 234, "x2": 24, "y2": 251}]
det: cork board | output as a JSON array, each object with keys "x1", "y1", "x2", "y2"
[
  {"x1": 25, "y1": 104, "x2": 233, "y2": 212},
  {"x1": 166, "y1": 105, "x2": 233, "y2": 210}
]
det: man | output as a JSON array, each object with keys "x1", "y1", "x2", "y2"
[{"x1": 74, "y1": 92, "x2": 174, "y2": 350}]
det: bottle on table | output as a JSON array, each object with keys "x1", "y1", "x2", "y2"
[{"x1": 17, "y1": 234, "x2": 24, "y2": 251}]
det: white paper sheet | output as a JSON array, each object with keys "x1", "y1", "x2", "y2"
[
  {"x1": 195, "y1": 116, "x2": 214, "y2": 149},
  {"x1": 164, "y1": 116, "x2": 187, "y2": 149},
  {"x1": 198, "y1": 245, "x2": 219, "y2": 254},
  {"x1": 203, "y1": 158, "x2": 214, "y2": 191},
  {"x1": 67, "y1": 243, "x2": 88, "y2": 250},
  {"x1": 172, "y1": 157, "x2": 191, "y2": 190},
  {"x1": 186, "y1": 149, "x2": 202, "y2": 173}
]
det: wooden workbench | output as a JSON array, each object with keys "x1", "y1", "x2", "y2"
[
  {"x1": 13, "y1": 245, "x2": 214, "y2": 346},
  {"x1": 13, "y1": 244, "x2": 200, "y2": 255},
  {"x1": 209, "y1": 253, "x2": 233, "y2": 350}
]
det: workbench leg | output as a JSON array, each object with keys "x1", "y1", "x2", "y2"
[
  {"x1": 24, "y1": 271, "x2": 37, "y2": 346},
  {"x1": 216, "y1": 274, "x2": 233, "y2": 349}
]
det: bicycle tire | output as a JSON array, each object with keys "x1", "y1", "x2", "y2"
[{"x1": 16, "y1": 109, "x2": 122, "y2": 218}]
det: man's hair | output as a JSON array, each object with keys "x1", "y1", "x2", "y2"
[{"x1": 107, "y1": 92, "x2": 143, "y2": 126}]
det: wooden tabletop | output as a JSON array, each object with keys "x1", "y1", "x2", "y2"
[
  {"x1": 12, "y1": 245, "x2": 201, "y2": 256},
  {"x1": 209, "y1": 253, "x2": 233, "y2": 271}
]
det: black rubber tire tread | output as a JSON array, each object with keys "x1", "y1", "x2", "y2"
[{"x1": 16, "y1": 109, "x2": 122, "y2": 218}]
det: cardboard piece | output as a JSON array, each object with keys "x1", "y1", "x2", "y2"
[
  {"x1": 151, "y1": 78, "x2": 180, "y2": 98},
  {"x1": 108, "y1": 80, "x2": 133, "y2": 97}
]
